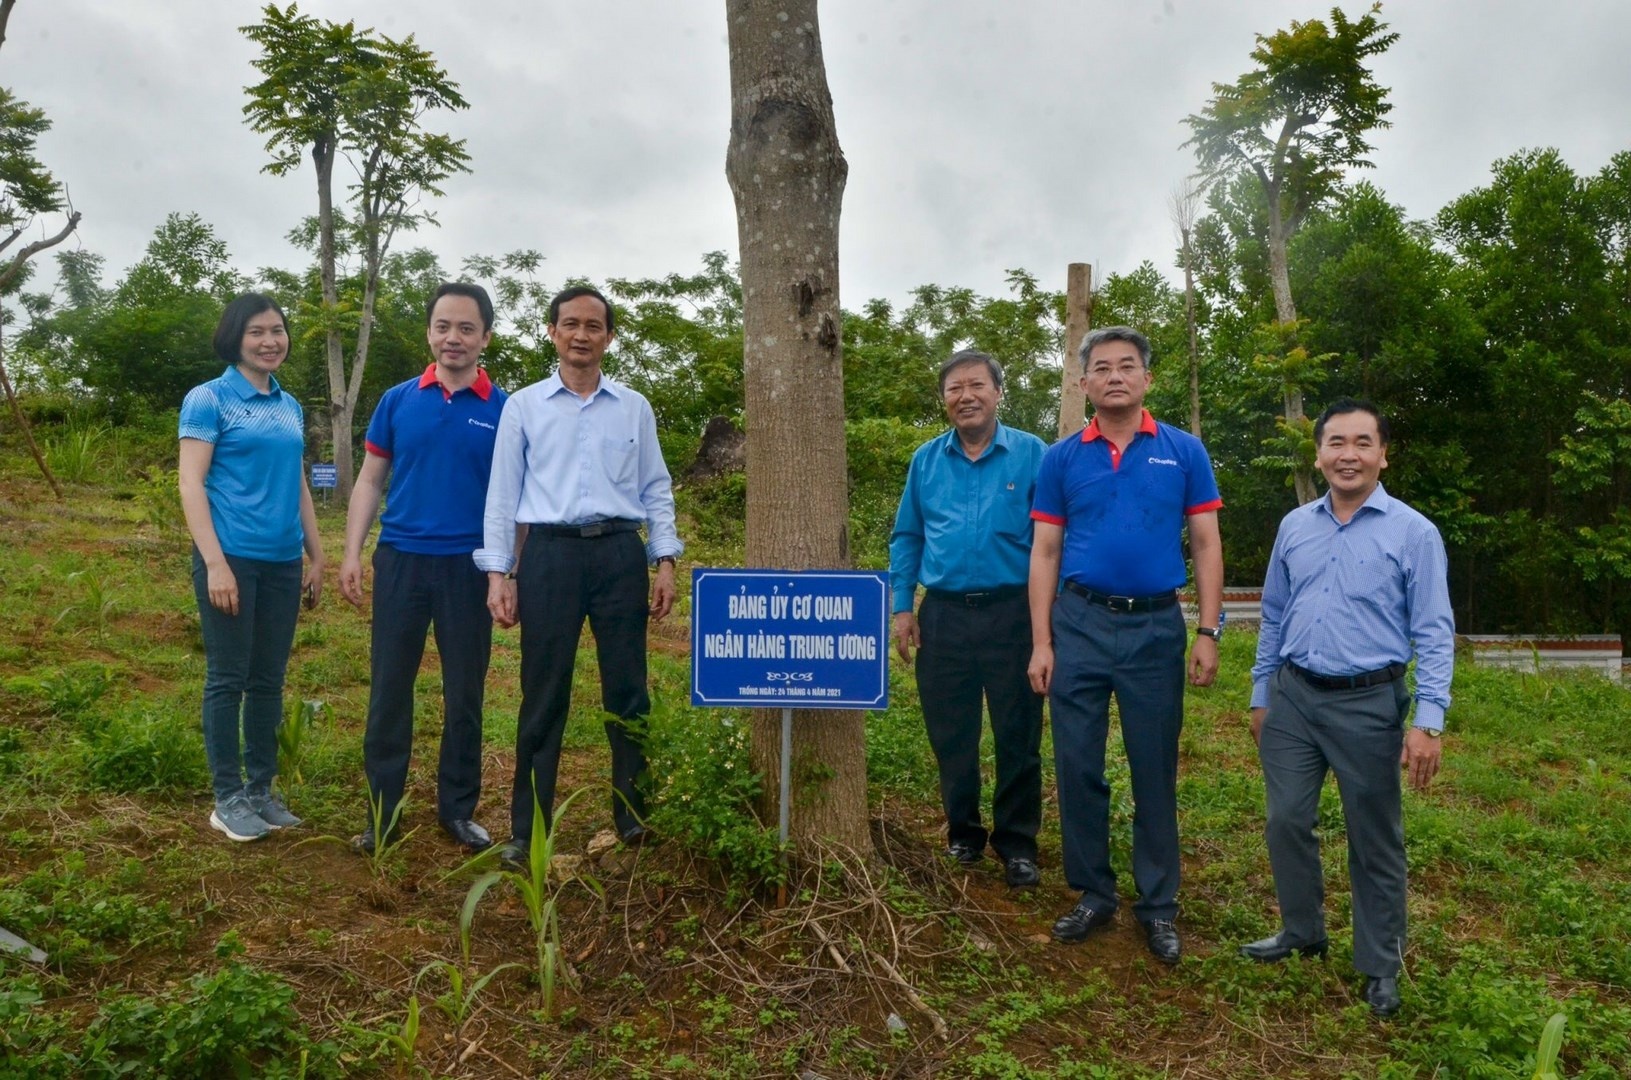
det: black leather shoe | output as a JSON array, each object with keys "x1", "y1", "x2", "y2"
[
  {"x1": 619, "y1": 824, "x2": 652, "y2": 848},
  {"x1": 497, "y1": 840, "x2": 529, "y2": 873},
  {"x1": 946, "y1": 841, "x2": 985, "y2": 865},
  {"x1": 441, "y1": 818, "x2": 492, "y2": 852},
  {"x1": 1239, "y1": 932, "x2": 1330, "y2": 963},
  {"x1": 1365, "y1": 976, "x2": 1401, "y2": 1018},
  {"x1": 1003, "y1": 857, "x2": 1041, "y2": 889},
  {"x1": 1051, "y1": 898, "x2": 1114, "y2": 943},
  {"x1": 1142, "y1": 919, "x2": 1181, "y2": 965}
]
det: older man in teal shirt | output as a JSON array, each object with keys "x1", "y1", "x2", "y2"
[{"x1": 890, "y1": 349, "x2": 1048, "y2": 889}]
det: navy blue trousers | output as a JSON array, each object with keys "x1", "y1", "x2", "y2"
[
  {"x1": 361, "y1": 543, "x2": 492, "y2": 827},
  {"x1": 1048, "y1": 592, "x2": 1187, "y2": 921}
]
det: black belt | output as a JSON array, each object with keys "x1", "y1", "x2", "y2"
[
  {"x1": 1287, "y1": 660, "x2": 1407, "y2": 691},
  {"x1": 529, "y1": 519, "x2": 642, "y2": 539},
  {"x1": 924, "y1": 585, "x2": 1026, "y2": 608},
  {"x1": 1062, "y1": 581, "x2": 1178, "y2": 613}
]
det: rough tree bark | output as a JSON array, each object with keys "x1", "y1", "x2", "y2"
[
  {"x1": 725, "y1": 0, "x2": 869, "y2": 856},
  {"x1": 1170, "y1": 184, "x2": 1202, "y2": 438}
]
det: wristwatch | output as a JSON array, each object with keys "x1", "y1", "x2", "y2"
[
  {"x1": 1195, "y1": 611, "x2": 1225, "y2": 641},
  {"x1": 1414, "y1": 726, "x2": 1443, "y2": 738},
  {"x1": 654, "y1": 555, "x2": 677, "y2": 568}
]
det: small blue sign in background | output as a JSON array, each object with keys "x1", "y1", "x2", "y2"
[
  {"x1": 310, "y1": 463, "x2": 338, "y2": 490},
  {"x1": 691, "y1": 569, "x2": 889, "y2": 710}
]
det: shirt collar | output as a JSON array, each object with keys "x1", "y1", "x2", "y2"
[
  {"x1": 1081, "y1": 409, "x2": 1157, "y2": 443},
  {"x1": 1319, "y1": 481, "x2": 1394, "y2": 520},
  {"x1": 223, "y1": 365, "x2": 280, "y2": 400},
  {"x1": 942, "y1": 421, "x2": 1012, "y2": 457},
  {"x1": 542, "y1": 370, "x2": 619, "y2": 400},
  {"x1": 417, "y1": 363, "x2": 494, "y2": 400}
]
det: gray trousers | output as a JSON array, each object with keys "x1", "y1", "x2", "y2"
[{"x1": 1259, "y1": 664, "x2": 1411, "y2": 977}]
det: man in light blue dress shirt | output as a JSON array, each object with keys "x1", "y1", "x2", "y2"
[
  {"x1": 1243, "y1": 397, "x2": 1454, "y2": 1019},
  {"x1": 889, "y1": 350, "x2": 1048, "y2": 890},
  {"x1": 476, "y1": 286, "x2": 683, "y2": 865}
]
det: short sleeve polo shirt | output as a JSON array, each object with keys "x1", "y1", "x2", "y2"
[
  {"x1": 178, "y1": 366, "x2": 307, "y2": 563},
  {"x1": 364, "y1": 365, "x2": 508, "y2": 555},
  {"x1": 1031, "y1": 409, "x2": 1222, "y2": 596}
]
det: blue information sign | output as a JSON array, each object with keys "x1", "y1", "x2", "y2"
[
  {"x1": 691, "y1": 569, "x2": 889, "y2": 710},
  {"x1": 310, "y1": 463, "x2": 338, "y2": 490}
]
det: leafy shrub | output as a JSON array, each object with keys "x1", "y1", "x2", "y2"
[
  {"x1": 78, "y1": 961, "x2": 347, "y2": 1079},
  {"x1": 644, "y1": 701, "x2": 784, "y2": 895},
  {"x1": 134, "y1": 467, "x2": 186, "y2": 534},
  {"x1": 0, "y1": 854, "x2": 187, "y2": 967},
  {"x1": 78, "y1": 705, "x2": 206, "y2": 793}
]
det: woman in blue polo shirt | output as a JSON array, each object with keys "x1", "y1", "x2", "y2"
[{"x1": 178, "y1": 293, "x2": 324, "y2": 843}]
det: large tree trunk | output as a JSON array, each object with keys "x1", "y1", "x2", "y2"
[
  {"x1": 314, "y1": 138, "x2": 354, "y2": 503},
  {"x1": 725, "y1": 0, "x2": 869, "y2": 856},
  {"x1": 1266, "y1": 202, "x2": 1316, "y2": 504}
]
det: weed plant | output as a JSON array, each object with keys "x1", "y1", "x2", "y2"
[
  {"x1": 276, "y1": 699, "x2": 329, "y2": 789},
  {"x1": 45, "y1": 421, "x2": 110, "y2": 484},
  {"x1": 75, "y1": 705, "x2": 206, "y2": 794}
]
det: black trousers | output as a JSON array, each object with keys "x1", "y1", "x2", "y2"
[
  {"x1": 915, "y1": 591, "x2": 1043, "y2": 861},
  {"x1": 362, "y1": 543, "x2": 493, "y2": 827},
  {"x1": 512, "y1": 530, "x2": 650, "y2": 840}
]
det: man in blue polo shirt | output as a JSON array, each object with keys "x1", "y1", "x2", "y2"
[
  {"x1": 890, "y1": 349, "x2": 1048, "y2": 889},
  {"x1": 1028, "y1": 326, "x2": 1223, "y2": 965},
  {"x1": 339, "y1": 282, "x2": 509, "y2": 855}
]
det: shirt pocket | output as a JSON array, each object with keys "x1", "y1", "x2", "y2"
[{"x1": 601, "y1": 435, "x2": 637, "y2": 486}]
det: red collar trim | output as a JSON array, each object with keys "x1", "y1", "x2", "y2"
[
  {"x1": 418, "y1": 363, "x2": 493, "y2": 400},
  {"x1": 1081, "y1": 409, "x2": 1157, "y2": 443}
]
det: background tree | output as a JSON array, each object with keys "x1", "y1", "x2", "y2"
[
  {"x1": 0, "y1": 0, "x2": 83, "y2": 497},
  {"x1": 242, "y1": 3, "x2": 469, "y2": 501},
  {"x1": 1182, "y1": 2, "x2": 1397, "y2": 503},
  {"x1": 725, "y1": 0, "x2": 867, "y2": 855}
]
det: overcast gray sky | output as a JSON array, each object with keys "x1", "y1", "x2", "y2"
[{"x1": 7, "y1": 1, "x2": 1629, "y2": 308}]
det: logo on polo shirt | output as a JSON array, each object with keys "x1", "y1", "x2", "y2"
[
  {"x1": 468, "y1": 418, "x2": 496, "y2": 430},
  {"x1": 1148, "y1": 456, "x2": 1178, "y2": 466}
]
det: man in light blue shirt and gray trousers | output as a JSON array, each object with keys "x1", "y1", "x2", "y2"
[
  {"x1": 889, "y1": 349, "x2": 1047, "y2": 889},
  {"x1": 476, "y1": 286, "x2": 682, "y2": 868},
  {"x1": 1243, "y1": 397, "x2": 1455, "y2": 1019}
]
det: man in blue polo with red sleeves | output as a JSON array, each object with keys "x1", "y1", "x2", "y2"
[
  {"x1": 339, "y1": 282, "x2": 509, "y2": 855},
  {"x1": 1027, "y1": 325, "x2": 1224, "y2": 965}
]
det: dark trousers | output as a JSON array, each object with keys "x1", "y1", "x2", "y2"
[
  {"x1": 512, "y1": 531, "x2": 650, "y2": 840},
  {"x1": 1259, "y1": 664, "x2": 1411, "y2": 977},
  {"x1": 191, "y1": 548, "x2": 302, "y2": 801},
  {"x1": 915, "y1": 592, "x2": 1043, "y2": 860},
  {"x1": 362, "y1": 543, "x2": 492, "y2": 827},
  {"x1": 1048, "y1": 592, "x2": 1187, "y2": 921}
]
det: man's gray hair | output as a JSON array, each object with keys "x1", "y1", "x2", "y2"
[
  {"x1": 938, "y1": 348, "x2": 1004, "y2": 393},
  {"x1": 1078, "y1": 326, "x2": 1152, "y2": 370}
]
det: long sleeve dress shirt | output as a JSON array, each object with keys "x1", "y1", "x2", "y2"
[
  {"x1": 475, "y1": 372, "x2": 682, "y2": 573},
  {"x1": 1250, "y1": 483, "x2": 1455, "y2": 731}
]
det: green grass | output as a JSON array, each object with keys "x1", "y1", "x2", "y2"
[{"x1": 3, "y1": 423, "x2": 1631, "y2": 1077}]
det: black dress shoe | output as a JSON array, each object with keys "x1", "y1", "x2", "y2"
[
  {"x1": 1142, "y1": 919, "x2": 1181, "y2": 965},
  {"x1": 1051, "y1": 897, "x2": 1114, "y2": 943},
  {"x1": 497, "y1": 840, "x2": 529, "y2": 873},
  {"x1": 946, "y1": 841, "x2": 985, "y2": 865},
  {"x1": 441, "y1": 818, "x2": 492, "y2": 852},
  {"x1": 1365, "y1": 976, "x2": 1401, "y2": 1018},
  {"x1": 619, "y1": 824, "x2": 652, "y2": 848},
  {"x1": 1003, "y1": 857, "x2": 1041, "y2": 889},
  {"x1": 1239, "y1": 932, "x2": 1330, "y2": 963}
]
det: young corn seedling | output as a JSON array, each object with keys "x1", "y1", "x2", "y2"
[{"x1": 456, "y1": 783, "x2": 604, "y2": 1018}]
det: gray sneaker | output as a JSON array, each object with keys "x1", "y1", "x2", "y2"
[
  {"x1": 210, "y1": 793, "x2": 271, "y2": 842},
  {"x1": 246, "y1": 787, "x2": 302, "y2": 830}
]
